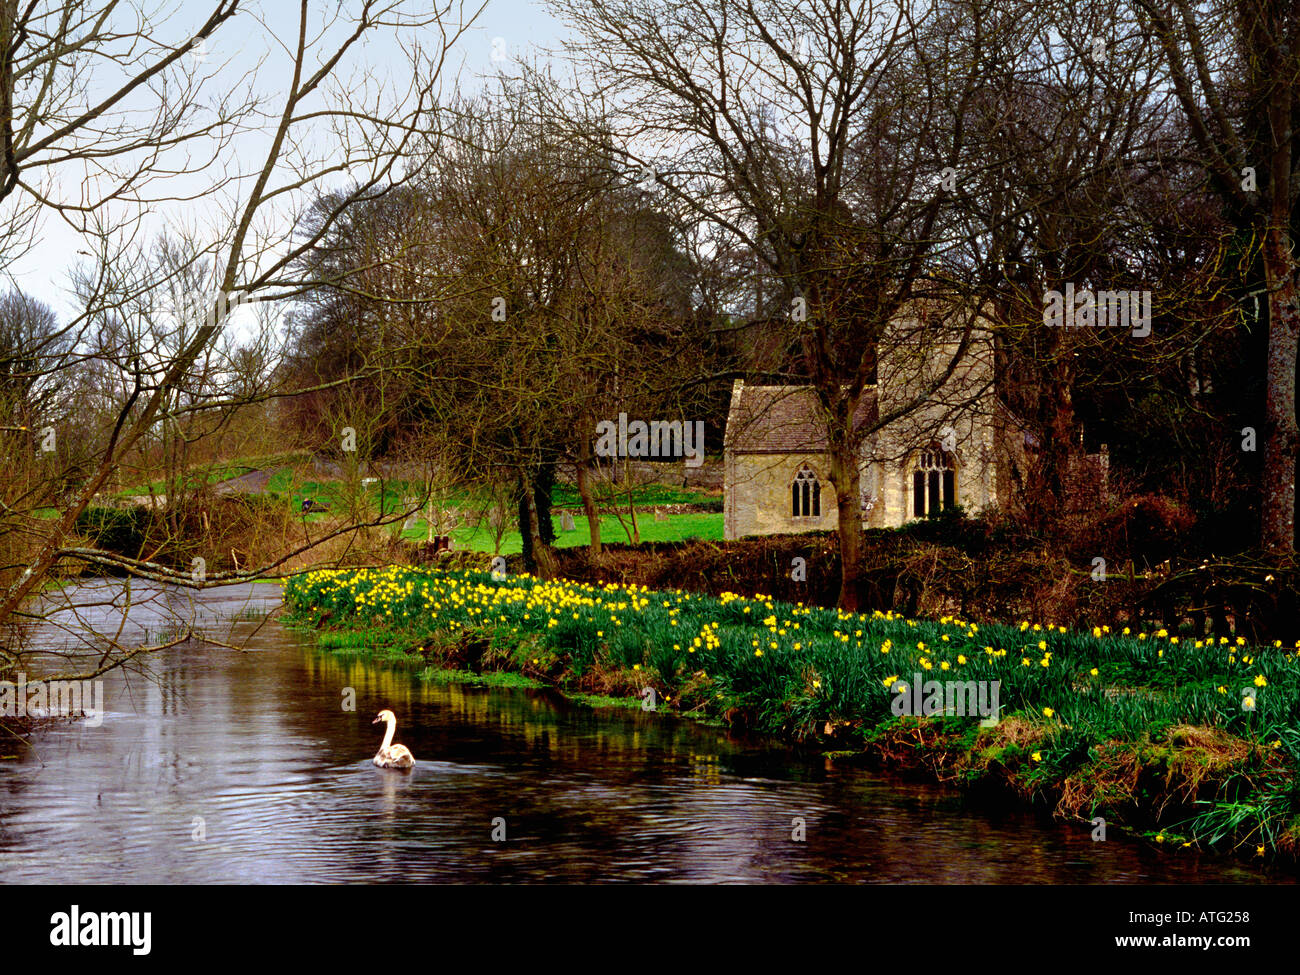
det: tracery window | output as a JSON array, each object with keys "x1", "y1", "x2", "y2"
[
  {"x1": 912, "y1": 446, "x2": 956, "y2": 517},
  {"x1": 792, "y1": 465, "x2": 821, "y2": 518}
]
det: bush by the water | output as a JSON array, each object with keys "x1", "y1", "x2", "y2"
[
  {"x1": 74, "y1": 505, "x2": 154, "y2": 559},
  {"x1": 73, "y1": 494, "x2": 322, "y2": 573}
]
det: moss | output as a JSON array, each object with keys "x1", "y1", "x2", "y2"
[
  {"x1": 417, "y1": 667, "x2": 540, "y2": 689},
  {"x1": 569, "y1": 692, "x2": 644, "y2": 710}
]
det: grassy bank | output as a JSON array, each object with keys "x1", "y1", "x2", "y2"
[
  {"x1": 444, "y1": 510, "x2": 723, "y2": 554},
  {"x1": 283, "y1": 565, "x2": 1300, "y2": 862}
]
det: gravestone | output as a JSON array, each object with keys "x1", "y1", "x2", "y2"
[
  {"x1": 654, "y1": 507, "x2": 668, "y2": 522},
  {"x1": 561, "y1": 510, "x2": 575, "y2": 531},
  {"x1": 401, "y1": 497, "x2": 420, "y2": 532}
]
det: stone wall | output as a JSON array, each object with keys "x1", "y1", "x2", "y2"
[
  {"x1": 726, "y1": 451, "x2": 839, "y2": 539},
  {"x1": 867, "y1": 399, "x2": 1001, "y2": 525}
]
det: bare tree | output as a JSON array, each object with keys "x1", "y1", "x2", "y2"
[
  {"x1": 1128, "y1": 0, "x2": 1300, "y2": 554},
  {"x1": 549, "y1": 0, "x2": 1009, "y2": 608},
  {"x1": 0, "y1": 289, "x2": 74, "y2": 435},
  {"x1": 0, "y1": 0, "x2": 482, "y2": 681}
]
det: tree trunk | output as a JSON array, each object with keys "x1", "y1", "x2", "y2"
[
  {"x1": 535, "y1": 461, "x2": 556, "y2": 546},
  {"x1": 828, "y1": 433, "x2": 863, "y2": 611},
  {"x1": 521, "y1": 471, "x2": 557, "y2": 579},
  {"x1": 624, "y1": 456, "x2": 639, "y2": 544},
  {"x1": 1260, "y1": 227, "x2": 1299, "y2": 553},
  {"x1": 1030, "y1": 332, "x2": 1076, "y2": 524},
  {"x1": 577, "y1": 451, "x2": 601, "y2": 555}
]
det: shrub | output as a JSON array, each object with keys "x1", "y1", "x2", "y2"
[{"x1": 74, "y1": 505, "x2": 152, "y2": 559}]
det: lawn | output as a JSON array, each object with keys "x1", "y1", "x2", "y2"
[{"x1": 433, "y1": 510, "x2": 724, "y2": 554}]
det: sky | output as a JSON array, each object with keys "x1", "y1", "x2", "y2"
[{"x1": 4, "y1": 0, "x2": 571, "y2": 326}]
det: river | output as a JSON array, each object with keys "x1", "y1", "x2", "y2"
[{"x1": 0, "y1": 581, "x2": 1288, "y2": 883}]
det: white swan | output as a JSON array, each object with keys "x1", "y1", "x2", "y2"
[{"x1": 372, "y1": 709, "x2": 416, "y2": 769}]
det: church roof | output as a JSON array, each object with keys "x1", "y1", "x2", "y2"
[{"x1": 724, "y1": 382, "x2": 880, "y2": 454}]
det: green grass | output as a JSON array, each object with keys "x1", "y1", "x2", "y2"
[
  {"x1": 430, "y1": 510, "x2": 724, "y2": 554},
  {"x1": 551, "y1": 483, "x2": 717, "y2": 507}
]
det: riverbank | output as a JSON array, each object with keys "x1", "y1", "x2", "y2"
[{"x1": 282, "y1": 565, "x2": 1300, "y2": 865}]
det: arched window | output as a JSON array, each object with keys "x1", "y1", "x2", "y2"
[
  {"x1": 912, "y1": 446, "x2": 956, "y2": 517},
  {"x1": 792, "y1": 465, "x2": 821, "y2": 518}
]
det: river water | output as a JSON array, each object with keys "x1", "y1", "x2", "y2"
[{"x1": 0, "y1": 581, "x2": 1288, "y2": 883}]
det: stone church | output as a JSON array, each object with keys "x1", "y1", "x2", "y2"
[{"x1": 722, "y1": 315, "x2": 1031, "y2": 539}]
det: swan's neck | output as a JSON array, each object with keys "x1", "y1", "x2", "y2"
[{"x1": 380, "y1": 717, "x2": 396, "y2": 751}]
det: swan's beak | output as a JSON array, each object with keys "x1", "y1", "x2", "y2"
[{"x1": 371, "y1": 716, "x2": 381, "y2": 724}]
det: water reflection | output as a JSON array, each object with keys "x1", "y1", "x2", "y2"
[{"x1": 0, "y1": 582, "x2": 1290, "y2": 883}]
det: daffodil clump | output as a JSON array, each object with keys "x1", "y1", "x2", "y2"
[
  {"x1": 284, "y1": 566, "x2": 1300, "y2": 858},
  {"x1": 285, "y1": 567, "x2": 1296, "y2": 744}
]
